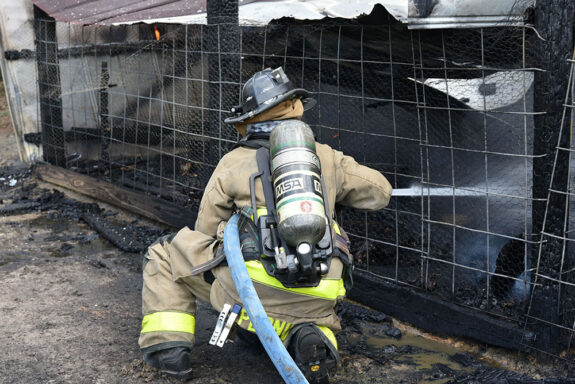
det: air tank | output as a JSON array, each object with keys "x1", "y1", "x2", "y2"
[{"x1": 270, "y1": 120, "x2": 326, "y2": 247}]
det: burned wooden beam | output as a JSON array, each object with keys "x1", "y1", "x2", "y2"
[
  {"x1": 531, "y1": 0, "x2": 575, "y2": 353},
  {"x1": 348, "y1": 270, "x2": 533, "y2": 351},
  {"x1": 0, "y1": 202, "x2": 41, "y2": 215},
  {"x1": 80, "y1": 212, "x2": 161, "y2": 253},
  {"x1": 4, "y1": 42, "x2": 160, "y2": 62},
  {"x1": 34, "y1": 163, "x2": 196, "y2": 229}
]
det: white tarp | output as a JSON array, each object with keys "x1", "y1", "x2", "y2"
[
  {"x1": 0, "y1": 0, "x2": 40, "y2": 163},
  {"x1": 113, "y1": 0, "x2": 407, "y2": 26}
]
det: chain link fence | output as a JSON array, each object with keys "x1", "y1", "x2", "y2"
[{"x1": 32, "y1": 7, "x2": 575, "y2": 360}]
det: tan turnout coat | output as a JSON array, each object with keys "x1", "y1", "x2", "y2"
[{"x1": 139, "y1": 128, "x2": 392, "y2": 350}]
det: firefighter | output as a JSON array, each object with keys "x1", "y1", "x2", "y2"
[{"x1": 139, "y1": 67, "x2": 392, "y2": 383}]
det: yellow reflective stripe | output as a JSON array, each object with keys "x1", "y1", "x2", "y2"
[
  {"x1": 250, "y1": 207, "x2": 269, "y2": 221},
  {"x1": 332, "y1": 221, "x2": 341, "y2": 235},
  {"x1": 336, "y1": 280, "x2": 346, "y2": 298},
  {"x1": 317, "y1": 326, "x2": 338, "y2": 350},
  {"x1": 141, "y1": 312, "x2": 195, "y2": 334},
  {"x1": 236, "y1": 308, "x2": 295, "y2": 340},
  {"x1": 245, "y1": 260, "x2": 345, "y2": 300}
]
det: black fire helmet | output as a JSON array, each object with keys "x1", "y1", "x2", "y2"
[{"x1": 224, "y1": 67, "x2": 316, "y2": 124}]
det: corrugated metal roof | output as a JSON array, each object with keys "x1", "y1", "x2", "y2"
[
  {"x1": 33, "y1": 0, "x2": 208, "y2": 25},
  {"x1": 32, "y1": 0, "x2": 407, "y2": 25},
  {"x1": 33, "y1": 0, "x2": 531, "y2": 28}
]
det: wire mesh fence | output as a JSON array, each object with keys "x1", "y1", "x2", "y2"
[{"x1": 31, "y1": 8, "x2": 575, "y2": 359}]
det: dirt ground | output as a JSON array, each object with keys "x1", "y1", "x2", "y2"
[{"x1": 0, "y1": 82, "x2": 572, "y2": 384}]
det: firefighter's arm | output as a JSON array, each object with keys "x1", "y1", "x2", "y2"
[
  {"x1": 334, "y1": 150, "x2": 392, "y2": 211},
  {"x1": 159, "y1": 158, "x2": 234, "y2": 280},
  {"x1": 193, "y1": 162, "x2": 234, "y2": 237}
]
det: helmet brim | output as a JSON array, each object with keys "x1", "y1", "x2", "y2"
[{"x1": 224, "y1": 88, "x2": 316, "y2": 124}]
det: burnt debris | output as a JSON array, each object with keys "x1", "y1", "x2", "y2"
[
  {"x1": 80, "y1": 213, "x2": 168, "y2": 253},
  {"x1": 0, "y1": 165, "x2": 167, "y2": 254}
]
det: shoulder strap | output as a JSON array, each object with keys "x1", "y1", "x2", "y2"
[
  {"x1": 233, "y1": 134, "x2": 271, "y2": 150},
  {"x1": 255, "y1": 147, "x2": 291, "y2": 258},
  {"x1": 255, "y1": 147, "x2": 279, "y2": 224}
]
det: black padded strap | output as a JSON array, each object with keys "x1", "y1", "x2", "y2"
[
  {"x1": 255, "y1": 147, "x2": 278, "y2": 222},
  {"x1": 232, "y1": 133, "x2": 271, "y2": 150}
]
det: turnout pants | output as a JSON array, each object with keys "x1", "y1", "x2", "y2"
[{"x1": 139, "y1": 228, "x2": 345, "y2": 353}]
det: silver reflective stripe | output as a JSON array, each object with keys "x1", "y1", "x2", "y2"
[{"x1": 272, "y1": 148, "x2": 320, "y2": 172}]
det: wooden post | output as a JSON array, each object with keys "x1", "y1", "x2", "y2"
[
  {"x1": 99, "y1": 61, "x2": 110, "y2": 166},
  {"x1": 33, "y1": 6, "x2": 66, "y2": 166},
  {"x1": 206, "y1": 0, "x2": 240, "y2": 162},
  {"x1": 531, "y1": 0, "x2": 575, "y2": 352}
]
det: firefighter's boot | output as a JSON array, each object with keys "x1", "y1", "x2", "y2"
[
  {"x1": 143, "y1": 346, "x2": 193, "y2": 381},
  {"x1": 288, "y1": 325, "x2": 337, "y2": 384}
]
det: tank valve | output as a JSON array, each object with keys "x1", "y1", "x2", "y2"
[{"x1": 296, "y1": 242, "x2": 312, "y2": 256}]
